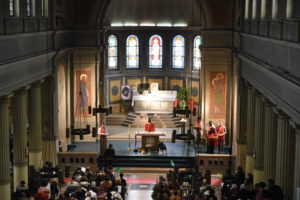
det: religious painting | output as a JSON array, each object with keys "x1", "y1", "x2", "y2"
[
  {"x1": 126, "y1": 35, "x2": 139, "y2": 68},
  {"x1": 109, "y1": 79, "x2": 121, "y2": 102},
  {"x1": 191, "y1": 80, "x2": 200, "y2": 103},
  {"x1": 209, "y1": 72, "x2": 227, "y2": 118},
  {"x1": 150, "y1": 83, "x2": 159, "y2": 93},
  {"x1": 172, "y1": 35, "x2": 185, "y2": 69},
  {"x1": 108, "y1": 35, "x2": 118, "y2": 69},
  {"x1": 149, "y1": 35, "x2": 162, "y2": 68},
  {"x1": 75, "y1": 70, "x2": 92, "y2": 117},
  {"x1": 121, "y1": 85, "x2": 132, "y2": 100},
  {"x1": 148, "y1": 78, "x2": 163, "y2": 90}
]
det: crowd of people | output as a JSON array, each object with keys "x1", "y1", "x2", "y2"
[
  {"x1": 152, "y1": 166, "x2": 284, "y2": 200},
  {"x1": 14, "y1": 165, "x2": 127, "y2": 200}
]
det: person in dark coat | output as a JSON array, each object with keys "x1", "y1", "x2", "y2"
[{"x1": 268, "y1": 179, "x2": 283, "y2": 200}]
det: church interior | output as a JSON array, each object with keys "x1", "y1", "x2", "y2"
[{"x1": 0, "y1": 0, "x2": 300, "y2": 199}]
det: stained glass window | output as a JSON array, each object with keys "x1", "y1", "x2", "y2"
[
  {"x1": 172, "y1": 35, "x2": 185, "y2": 69},
  {"x1": 41, "y1": 0, "x2": 48, "y2": 17},
  {"x1": 193, "y1": 35, "x2": 202, "y2": 70},
  {"x1": 26, "y1": 0, "x2": 32, "y2": 16},
  {"x1": 126, "y1": 35, "x2": 139, "y2": 69},
  {"x1": 9, "y1": 0, "x2": 14, "y2": 16},
  {"x1": 108, "y1": 35, "x2": 118, "y2": 69},
  {"x1": 149, "y1": 35, "x2": 162, "y2": 68}
]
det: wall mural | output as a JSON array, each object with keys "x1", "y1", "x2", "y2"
[
  {"x1": 75, "y1": 70, "x2": 92, "y2": 117},
  {"x1": 109, "y1": 79, "x2": 121, "y2": 103},
  {"x1": 209, "y1": 72, "x2": 226, "y2": 118}
]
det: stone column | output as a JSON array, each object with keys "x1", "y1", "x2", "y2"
[
  {"x1": 245, "y1": 87, "x2": 255, "y2": 174},
  {"x1": 253, "y1": 94, "x2": 264, "y2": 184},
  {"x1": 12, "y1": 89, "x2": 28, "y2": 191},
  {"x1": 237, "y1": 80, "x2": 247, "y2": 170},
  {"x1": 0, "y1": 97, "x2": 11, "y2": 200},
  {"x1": 262, "y1": 100, "x2": 277, "y2": 182},
  {"x1": 41, "y1": 79, "x2": 58, "y2": 166},
  {"x1": 293, "y1": 128, "x2": 300, "y2": 200},
  {"x1": 28, "y1": 83, "x2": 42, "y2": 169},
  {"x1": 275, "y1": 113, "x2": 295, "y2": 199}
]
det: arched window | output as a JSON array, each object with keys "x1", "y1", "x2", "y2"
[
  {"x1": 193, "y1": 35, "x2": 202, "y2": 70},
  {"x1": 41, "y1": 0, "x2": 48, "y2": 17},
  {"x1": 172, "y1": 35, "x2": 185, "y2": 69},
  {"x1": 286, "y1": 0, "x2": 293, "y2": 18},
  {"x1": 272, "y1": 0, "x2": 278, "y2": 19},
  {"x1": 252, "y1": 0, "x2": 257, "y2": 19},
  {"x1": 149, "y1": 35, "x2": 162, "y2": 68},
  {"x1": 245, "y1": 0, "x2": 249, "y2": 19},
  {"x1": 9, "y1": 0, "x2": 20, "y2": 16},
  {"x1": 26, "y1": 0, "x2": 35, "y2": 16},
  {"x1": 261, "y1": 0, "x2": 267, "y2": 19},
  {"x1": 108, "y1": 35, "x2": 118, "y2": 69},
  {"x1": 126, "y1": 35, "x2": 139, "y2": 69}
]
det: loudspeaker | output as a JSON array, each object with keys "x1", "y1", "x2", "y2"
[
  {"x1": 193, "y1": 108, "x2": 196, "y2": 116},
  {"x1": 86, "y1": 124, "x2": 90, "y2": 130},
  {"x1": 80, "y1": 134, "x2": 84, "y2": 140},
  {"x1": 66, "y1": 128, "x2": 70, "y2": 138},
  {"x1": 172, "y1": 130, "x2": 176, "y2": 143},
  {"x1": 92, "y1": 127, "x2": 97, "y2": 137},
  {"x1": 65, "y1": 164, "x2": 70, "y2": 177},
  {"x1": 173, "y1": 108, "x2": 176, "y2": 117},
  {"x1": 88, "y1": 106, "x2": 92, "y2": 114},
  {"x1": 187, "y1": 129, "x2": 192, "y2": 145}
]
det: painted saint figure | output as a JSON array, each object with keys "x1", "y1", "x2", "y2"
[
  {"x1": 211, "y1": 73, "x2": 225, "y2": 115},
  {"x1": 79, "y1": 74, "x2": 89, "y2": 113}
]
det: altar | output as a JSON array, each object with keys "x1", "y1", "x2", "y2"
[
  {"x1": 131, "y1": 90, "x2": 177, "y2": 113},
  {"x1": 135, "y1": 131, "x2": 166, "y2": 148}
]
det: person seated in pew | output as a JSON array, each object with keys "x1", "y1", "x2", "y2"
[{"x1": 144, "y1": 118, "x2": 155, "y2": 132}]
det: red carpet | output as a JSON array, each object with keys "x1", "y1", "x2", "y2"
[{"x1": 126, "y1": 178, "x2": 157, "y2": 184}]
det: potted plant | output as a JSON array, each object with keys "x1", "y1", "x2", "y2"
[{"x1": 176, "y1": 87, "x2": 192, "y2": 110}]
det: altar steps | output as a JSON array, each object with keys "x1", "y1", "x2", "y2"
[
  {"x1": 122, "y1": 112, "x2": 181, "y2": 128},
  {"x1": 112, "y1": 155, "x2": 195, "y2": 168},
  {"x1": 106, "y1": 114, "x2": 127, "y2": 126}
]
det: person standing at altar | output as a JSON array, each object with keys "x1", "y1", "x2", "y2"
[
  {"x1": 206, "y1": 121, "x2": 217, "y2": 154},
  {"x1": 216, "y1": 121, "x2": 226, "y2": 153},
  {"x1": 194, "y1": 117, "x2": 203, "y2": 142},
  {"x1": 145, "y1": 118, "x2": 155, "y2": 132}
]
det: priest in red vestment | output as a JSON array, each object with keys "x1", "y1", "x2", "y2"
[{"x1": 144, "y1": 118, "x2": 155, "y2": 132}]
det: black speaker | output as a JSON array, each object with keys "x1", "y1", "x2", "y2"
[
  {"x1": 173, "y1": 108, "x2": 176, "y2": 117},
  {"x1": 80, "y1": 134, "x2": 84, "y2": 140},
  {"x1": 172, "y1": 130, "x2": 176, "y2": 143},
  {"x1": 86, "y1": 124, "x2": 91, "y2": 131},
  {"x1": 88, "y1": 106, "x2": 92, "y2": 114},
  {"x1": 65, "y1": 164, "x2": 70, "y2": 177},
  {"x1": 109, "y1": 106, "x2": 112, "y2": 114},
  {"x1": 193, "y1": 108, "x2": 196, "y2": 116},
  {"x1": 187, "y1": 129, "x2": 192, "y2": 145},
  {"x1": 92, "y1": 127, "x2": 97, "y2": 137},
  {"x1": 66, "y1": 128, "x2": 70, "y2": 138}
]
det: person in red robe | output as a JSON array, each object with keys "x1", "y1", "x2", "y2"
[
  {"x1": 216, "y1": 121, "x2": 226, "y2": 153},
  {"x1": 144, "y1": 118, "x2": 155, "y2": 132},
  {"x1": 98, "y1": 122, "x2": 106, "y2": 135},
  {"x1": 206, "y1": 121, "x2": 217, "y2": 154}
]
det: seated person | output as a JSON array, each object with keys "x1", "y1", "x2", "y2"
[
  {"x1": 144, "y1": 118, "x2": 155, "y2": 132},
  {"x1": 98, "y1": 122, "x2": 106, "y2": 135},
  {"x1": 103, "y1": 144, "x2": 115, "y2": 168}
]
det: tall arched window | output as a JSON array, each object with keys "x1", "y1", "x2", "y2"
[
  {"x1": 126, "y1": 35, "x2": 139, "y2": 69},
  {"x1": 261, "y1": 0, "x2": 267, "y2": 19},
  {"x1": 9, "y1": 0, "x2": 20, "y2": 16},
  {"x1": 272, "y1": 0, "x2": 278, "y2": 19},
  {"x1": 172, "y1": 35, "x2": 185, "y2": 69},
  {"x1": 193, "y1": 35, "x2": 202, "y2": 70},
  {"x1": 286, "y1": 0, "x2": 293, "y2": 18},
  {"x1": 252, "y1": 0, "x2": 257, "y2": 19},
  {"x1": 41, "y1": 0, "x2": 48, "y2": 17},
  {"x1": 108, "y1": 35, "x2": 118, "y2": 69},
  {"x1": 245, "y1": 0, "x2": 249, "y2": 19},
  {"x1": 149, "y1": 35, "x2": 162, "y2": 68}
]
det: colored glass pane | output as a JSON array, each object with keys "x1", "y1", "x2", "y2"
[
  {"x1": 126, "y1": 35, "x2": 139, "y2": 68},
  {"x1": 149, "y1": 35, "x2": 162, "y2": 68},
  {"x1": 172, "y1": 35, "x2": 185, "y2": 69}
]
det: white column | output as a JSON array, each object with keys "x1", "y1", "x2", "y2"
[
  {"x1": 28, "y1": 83, "x2": 42, "y2": 169},
  {"x1": 0, "y1": 97, "x2": 11, "y2": 200},
  {"x1": 12, "y1": 89, "x2": 28, "y2": 191}
]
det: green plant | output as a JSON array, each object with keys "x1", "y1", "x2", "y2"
[{"x1": 176, "y1": 87, "x2": 192, "y2": 109}]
